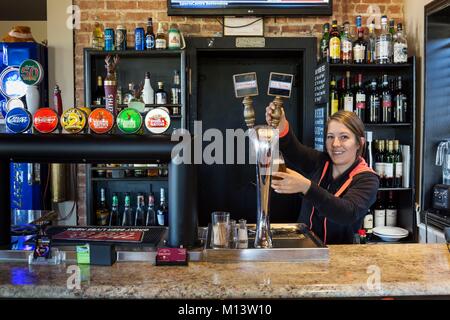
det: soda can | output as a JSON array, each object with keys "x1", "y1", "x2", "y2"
[
  {"x1": 135, "y1": 27, "x2": 145, "y2": 51},
  {"x1": 115, "y1": 25, "x2": 127, "y2": 51},
  {"x1": 104, "y1": 28, "x2": 115, "y2": 51}
]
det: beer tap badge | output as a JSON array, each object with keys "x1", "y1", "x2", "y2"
[
  {"x1": 117, "y1": 108, "x2": 143, "y2": 134},
  {"x1": 5, "y1": 108, "x2": 32, "y2": 133},
  {"x1": 145, "y1": 107, "x2": 171, "y2": 134},
  {"x1": 19, "y1": 59, "x2": 44, "y2": 86},
  {"x1": 233, "y1": 72, "x2": 258, "y2": 98},
  {"x1": 33, "y1": 107, "x2": 59, "y2": 133},
  {"x1": 61, "y1": 108, "x2": 87, "y2": 134},
  {"x1": 88, "y1": 108, "x2": 114, "y2": 134},
  {"x1": 267, "y1": 72, "x2": 294, "y2": 98}
]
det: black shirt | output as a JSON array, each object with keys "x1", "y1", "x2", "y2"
[{"x1": 280, "y1": 127, "x2": 379, "y2": 244}]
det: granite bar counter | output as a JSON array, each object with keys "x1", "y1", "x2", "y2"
[{"x1": 0, "y1": 244, "x2": 449, "y2": 299}]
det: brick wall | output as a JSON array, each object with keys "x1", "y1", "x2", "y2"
[{"x1": 73, "y1": 0, "x2": 404, "y2": 223}]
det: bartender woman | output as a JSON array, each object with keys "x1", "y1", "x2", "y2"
[{"x1": 266, "y1": 106, "x2": 379, "y2": 244}]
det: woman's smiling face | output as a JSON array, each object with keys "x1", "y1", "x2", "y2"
[{"x1": 326, "y1": 120, "x2": 362, "y2": 167}]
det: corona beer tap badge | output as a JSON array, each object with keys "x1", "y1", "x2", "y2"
[
  {"x1": 33, "y1": 108, "x2": 59, "y2": 133},
  {"x1": 61, "y1": 108, "x2": 87, "y2": 134},
  {"x1": 5, "y1": 108, "x2": 32, "y2": 133},
  {"x1": 145, "y1": 107, "x2": 171, "y2": 134},
  {"x1": 117, "y1": 108, "x2": 142, "y2": 134},
  {"x1": 88, "y1": 108, "x2": 114, "y2": 134}
]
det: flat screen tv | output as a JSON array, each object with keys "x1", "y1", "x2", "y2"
[{"x1": 167, "y1": 0, "x2": 333, "y2": 16}]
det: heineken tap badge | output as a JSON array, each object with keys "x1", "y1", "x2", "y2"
[
  {"x1": 233, "y1": 72, "x2": 258, "y2": 129},
  {"x1": 267, "y1": 72, "x2": 294, "y2": 128},
  {"x1": 104, "y1": 54, "x2": 120, "y2": 116}
]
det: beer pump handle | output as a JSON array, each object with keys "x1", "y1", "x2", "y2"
[
  {"x1": 270, "y1": 96, "x2": 283, "y2": 129},
  {"x1": 242, "y1": 96, "x2": 255, "y2": 129}
]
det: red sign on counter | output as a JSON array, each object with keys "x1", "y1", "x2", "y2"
[{"x1": 52, "y1": 229, "x2": 144, "y2": 243}]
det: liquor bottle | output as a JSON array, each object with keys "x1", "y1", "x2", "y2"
[
  {"x1": 109, "y1": 193, "x2": 120, "y2": 226},
  {"x1": 389, "y1": 19, "x2": 396, "y2": 38},
  {"x1": 374, "y1": 140, "x2": 386, "y2": 187},
  {"x1": 385, "y1": 140, "x2": 395, "y2": 188},
  {"x1": 155, "y1": 23, "x2": 167, "y2": 50},
  {"x1": 353, "y1": 16, "x2": 366, "y2": 64},
  {"x1": 53, "y1": 85, "x2": 63, "y2": 119},
  {"x1": 373, "y1": 191, "x2": 386, "y2": 228},
  {"x1": 123, "y1": 83, "x2": 135, "y2": 105},
  {"x1": 94, "y1": 76, "x2": 104, "y2": 106},
  {"x1": 385, "y1": 191, "x2": 397, "y2": 227},
  {"x1": 320, "y1": 23, "x2": 330, "y2": 63},
  {"x1": 393, "y1": 140, "x2": 403, "y2": 188},
  {"x1": 155, "y1": 82, "x2": 168, "y2": 105},
  {"x1": 354, "y1": 73, "x2": 366, "y2": 121},
  {"x1": 145, "y1": 17, "x2": 156, "y2": 50},
  {"x1": 330, "y1": 76, "x2": 339, "y2": 115},
  {"x1": 338, "y1": 77, "x2": 346, "y2": 111},
  {"x1": 96, "y1": 188, "x2": 109, "y2": 226},
  {"x1": 393, "y1": 23, "x2": 408, "y2": 64},
  {"x1": 340, "y1": 21, "x2": 353, "y2": 64},
  {"x1": 122, "y1": 193, "x2": 133, "y2": 226},
  {"x1": 157, "y1": 188, "x2": 168, "y2": 226},
  {"x1": 376, "y1": 16, "x2": 393, "y2": 64},
  {"x1": 394, "y1": 76, "x2": 407, "y2": 123},
  {"x1": 364, "y1": 131, "x2": 374, "y2": 169},
  {"x1": 91, "y1": 18, "x2": 104, "y2": 50},
  {"x1": 116, "y1": 86, "x2": 123, "y2": 105},
  {"x1": 145, "y1": 189, "x2": 156, "y2": 226},
  {"x1": 367, "y1": 22, "x2": 377, "y2": 64},
  {"x1": 363, "y1": 210, "x2": 374, "y2": 237},
  {"x1": 170, "y1": 70, "x2": 181, "y2": 110},
  {"x1": 381, "y1": 75, "x2": 393, "y2": 123},
  {"x1": 135, "y1": 193, "x2": 146, "y2": 226},
  {"x1": 142, "y1": 72, "x2": 155, "y2": 105},
  {"x1": 329, "y1": 20, "x2": 341, "y2": 64},
  {"x1": 342, "y1": 71, "x2": 354, "y2": 112}
]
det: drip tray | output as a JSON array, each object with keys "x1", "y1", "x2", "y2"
[{"x1": 203, "y1": 223, "x2": 329, "y2": 262}]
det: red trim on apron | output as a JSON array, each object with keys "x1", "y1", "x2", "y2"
[{"x1": 309, "y1": 157, "x2": 376, "y2": 245}]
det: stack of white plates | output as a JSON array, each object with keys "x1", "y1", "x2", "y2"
[{"x1": 373, "y1": 226, "x2": 409, "y2": 242}]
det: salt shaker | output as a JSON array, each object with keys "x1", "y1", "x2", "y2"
[
  {"x1": 238, "y1": 219, "x2": 248, "y2": 249},
  {"x1": 229, "y1": 219, "x2": 238, "y2": 249}
]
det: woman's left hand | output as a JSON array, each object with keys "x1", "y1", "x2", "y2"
[{"x1": 271, "y1": 168, "x2": 312, "y2": 195}]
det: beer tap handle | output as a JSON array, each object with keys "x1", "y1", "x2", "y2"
[
  {"x1": 242, "y1": 96, "x2": 255, "y2": 129},
  {"x1": 270, "y1": 96, "x2": 283, "y2": 129}
]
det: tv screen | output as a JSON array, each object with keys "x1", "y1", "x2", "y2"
[{"x1": 167, "y1": 0, "x2": 333, "y2": 16}]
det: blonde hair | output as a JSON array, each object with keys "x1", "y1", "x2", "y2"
[{"x1": 325, "y1": 111, "x2": 366, "y2": 157}]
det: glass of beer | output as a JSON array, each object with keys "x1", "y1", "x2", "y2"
[{"x1": 272, "y1": 152, "x2": 286, "y2": 180}]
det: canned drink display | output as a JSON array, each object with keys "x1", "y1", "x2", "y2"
[
  {"x1": 5, "y1": 108, "x2": 32, "y2": 133},
  {"x1": 104, "y1": 28, "x2": 115, "y2": 51},
  {"x1": 117, "y1": 108, "x2": 142, "y2": 134},
  {"x1": 135, "y1": 27, "x2": 145, "y2": 51},
  {"x1": 115, "y1": 25, "x2": 127, "y2": 51},
  {"x1": 33, "y1": 107, "x2": 59, "y2": 133},
  {"x1": 61, "y1": 108, "x2": 87, "y2": 134},
  {"x1": 88, "y1": 108, "x2": 115, "y2": 134}
]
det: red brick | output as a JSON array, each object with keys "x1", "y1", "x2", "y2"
[{"x1": 106, "y1": 1, "x2": 137, "y2": 10}]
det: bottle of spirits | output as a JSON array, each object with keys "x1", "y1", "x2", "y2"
[
  {"x1": 116, "y1": 86, "x2": 123, "y2": 105},
  {"x1": 157, "y1": 188, "x2": 168, "y2": 226},
  {"x1": 373, "y1": 191, "x2": 386, "y2": 228},
  {"x1": 320, "y1": 23, "x2": 330, "y2": 63},
  {"x1": 330, "y1": 76, "x2": 339, "y2": 115},
  {"x1": 122, "y1": 193, "x2": 134, "y2": 226},
  {"x1": 155, "y1": 23, "x2": 167, "y2": 50},
  {"x1": 93, "y1": 76, "x2": 104, "y2": 106},
  {"x1": 394, "y1": 76, "x2": 407, "y2": 123},
  {"x1": 375, "y1": 140, "x2": 386, "y2": 187},
  {"x1": 364, "y1": 131, "x2": 374, "y2": 169},
  {"x1": 155, "y1": 82, "x2": 168, "y2": 105},
  {"x1": 145, "y1": 17, "x2": 156, "y2": 50},
  {"x1": 142, "y1": 72, "x2": 155, "y2": 105},
  {"x1": 354, "y1": 73, "x2": 366, "y2": 121},
  {"x1": 393, "y1": 23, "x2": 408, "y2": 64},
  {"x1": 353, "y1": 16, "x2": 366, "y2": 64},
  {"x1": 368, "y1": 78, "x2": 381, "y2": 123},
  {"x1": 385, "y1": 140, "x2": 395, "y2": 188},
  {"x1": 367, "y1": 22, "x2": 377, "y2": 64},
  {"x1": 109, "y1": 193, "x2": 120, "y2": 226},
  {"x1": 385, "y1": 191, "x2": 398, "y2": 227},
  {"x1": 123, "y1": 83, "x2": 135, "y2": 105},
  {"x1": 381, "y1": 75, "x2": 393, "y2": 123},
  {"x1": 343, "y1": 71, "x2": 354, "y2": 112},
  {"x1": 340, "y1": 21, "x2": 353, "y2": 64},
  {"x1": 146, "y1": 190, "x2": 156, "y2": 226},
  {"x1": 338, "y1": 78, "x2": 346, "y2": 111},
  {"x1": 91, "y1": 18, "x2": 104, "y2": 50},
  {"x1": 363, "y1": 210, "x2": 374, "y2": 238},
  {"x1": 389, "y1": 19, "x2": 396, "y2": 38},
  {"x1": 376, "y1": 16, "x2": 393, "y2": 64},
  {"x1": 96, "y1": 188, "x2": 109, "y2": 226},
  {"x1": 170, "y1": 70, "x2": 181, "y2": 111},
  {"x1": 393, "y1": 140, "x2": 403, "y2": 188},
  {"x1": 329, "y1": 20, "x2": 341, "y2": 64},
  {"x1": 134, "y1": 193, "x2": 146, "y2": 226}
]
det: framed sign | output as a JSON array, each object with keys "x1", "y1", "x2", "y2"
[
  {"x1": 224, "y1": 17, "x2": 264, "y2": 36},
  {"x1": 267, "y1": 72, "x2": 294, "y2": 98},
  {"x1": 233, "y1": 72, "x2": 259, "y2": 98}
]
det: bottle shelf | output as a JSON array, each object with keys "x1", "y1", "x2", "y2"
[
  {"x1": 85, "y1": 48, "x2": 184, "y2": 57},
  {"x1": 89, "y1": 105, "x2": 182, "y2": 118},
  {"x1": 91, "y1": 165, "x2": 168, "y2": 171},
  {"x1": 364, "y1": 123, "x2": 412, "y2": 128},
  {"x1": 329, "y1": 63, "x2": 412, "y2": 69},
  {"x1": 92, "y1": 177, "x2": 168, "y2": 182},
  {"x1": 378, "y1": 187, "x2": 412, "y2": 191}
]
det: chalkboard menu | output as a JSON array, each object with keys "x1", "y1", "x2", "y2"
[
  {"x1": 314, "y1": 106, "x2": 326, "y2": 152},
  {"x1": 314, "y1": 63, "x2": 329, "y2": 105}
]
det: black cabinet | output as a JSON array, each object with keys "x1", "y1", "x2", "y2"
[{"x1": 83, "y1": 49, "x2": 187, "y2": 225}]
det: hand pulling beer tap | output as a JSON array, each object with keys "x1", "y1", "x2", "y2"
[{"x1": 267, "y1": 72, "x2": 294, "y2": 130}]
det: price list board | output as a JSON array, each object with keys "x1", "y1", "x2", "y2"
[{"x1": 314, "y1": 63, "x2": 329, "y2": 152}]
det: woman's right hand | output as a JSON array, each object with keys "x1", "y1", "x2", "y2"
[{"x1": 265, "y1": 103, "x2": 288, "y2": 133}]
